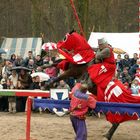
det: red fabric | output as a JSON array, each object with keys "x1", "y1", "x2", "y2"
[
  {"x1": 71, "y1": 83, "x2": 82, "y2": 95},
  {"x1": 106, "y1": 112, "x2": 138, "y2": 123},
  {"x1": 87, "y1": 46, "x2": 116, "y2": 102},
  {"x1": 70, "y1": 91, "x2": 96, "y2": 117},
  {"x1": 88, "y1": 47, "x2": 116, "y2": 89},
  {"x1": 89, "y1": 94, "x2": 97, "y2": 100},
  {"x1": 88, "y1": 62, "x2": 116, "y2": 89},
  {"x1": 99, "y1": 79, "x2": 140, "y2": 123},
  {"x1": 105, "y1": 80, "x2": 140, "y2": 103},
  {"x1": 57, "y1": 32, "x2": 95, "y2": 64}
]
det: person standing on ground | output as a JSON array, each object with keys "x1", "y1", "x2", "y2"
[{"x1": 69, "y1": 83, "x2": 96, "y2": 140}]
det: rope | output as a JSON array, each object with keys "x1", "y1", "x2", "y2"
[{"x1": 70, "y1": 0, "x2": 85, "y2": 38}]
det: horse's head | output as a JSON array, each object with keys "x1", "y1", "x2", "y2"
[{"x1": 57, "y1": 31, "x2": 95, "y2": 64}]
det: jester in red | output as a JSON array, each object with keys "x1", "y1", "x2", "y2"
[{"x1": 70, "y1": 83, "x2": 96, "y2": 140}]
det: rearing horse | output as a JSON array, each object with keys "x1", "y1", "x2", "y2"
[{"x1": 45, "y1": 32, "x2": 140, "y2": 140}]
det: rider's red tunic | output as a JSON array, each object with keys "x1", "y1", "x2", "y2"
[{"x1": 87, "y1": 47, "x2": 116, "y2": 101}]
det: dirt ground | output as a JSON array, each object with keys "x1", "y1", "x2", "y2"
[{"x1": 0, "y1": 112, "x2": 139, "y2": 140}]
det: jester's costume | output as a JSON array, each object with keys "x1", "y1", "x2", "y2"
[
  {"x1": 70, "y1": 88, "x2": 96, "y2": 140},
  {"x1": 57, "y1": 31, "x2": 140, "y2": 124}
]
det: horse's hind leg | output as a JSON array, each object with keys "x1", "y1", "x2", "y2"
[{"x1": 104, "y1": 123, "x2": 119, "y2": 140}]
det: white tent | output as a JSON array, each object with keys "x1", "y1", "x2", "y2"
[{"x1": 88, "y1": 32, "x2": 139, "y2": 58}]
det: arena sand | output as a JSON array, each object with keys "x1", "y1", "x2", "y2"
[{"x1": 0, "y1": 112, "x2": 139, "y2": 140}]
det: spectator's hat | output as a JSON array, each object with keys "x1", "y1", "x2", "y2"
[{"x1": 98, "y1": 38, "x2": 108, "y2": 45}]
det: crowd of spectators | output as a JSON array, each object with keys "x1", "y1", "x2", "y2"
[
  {"x1": 0, "y1": 50, "x2": 139, "y2": 113},
  {"x1": 116, "y1": 53, "x2": 139, "y2": 94},
  {"x1": 0, "y1": 51, "x2": 74, "y2": 113}
]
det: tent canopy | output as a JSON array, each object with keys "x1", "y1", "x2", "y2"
[
  {"x1": 88, "y1": 32, "x2": 139, "y2": 58},
  {"x1": 1, "y1": 37, "x2": 42, "y2": 58}
]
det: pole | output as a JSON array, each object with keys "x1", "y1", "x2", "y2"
[
  {"x1": 26, "y1": 97, "x2": 32, "y2": 140},
  {"x1": 70, "y1": 0, "x2": 85, "y2": 38}
]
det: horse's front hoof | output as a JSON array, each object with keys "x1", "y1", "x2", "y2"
[{"x1": 103, "y1": 134, "x2": 111, "y2": 140}]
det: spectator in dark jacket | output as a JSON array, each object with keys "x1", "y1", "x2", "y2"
[
  {"x1": 17, "y1": 69, "x2": 32, "y2": 112},
  {"x1": 129, "y1": 60, "x2": 139, "y2": 80},
  {"x1": 27, "y1": 59, "x2": 37, "y2": 71},
  {"x1": 130, "y1": 53, "x2": 138, "y2": 66},
  {"x1": 34, "y1": 55, "x2": 43, "y2": 67},
  {"x1": 116, "y1": 54, "x2": 122, "y2": 78},
  {"x1": 10, "y1": 54, "x2": 16, "y2": 65},
  {"x1": 24, "y1": 51, "x2": 35, "y2": 67},
  {"x1": 29, "y1": 76, "x2": 40, "y2": 90},
  {"x1": 119, "y1": 53, "x2": 131, "y2": 71},
  {"x1": 120, "y1": 67, "x2": 132, "y2": 85}
]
